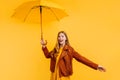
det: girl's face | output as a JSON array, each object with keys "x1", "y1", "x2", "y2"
[{"x1": 58, "y1": 33, "x2": 67, "y2": 46}]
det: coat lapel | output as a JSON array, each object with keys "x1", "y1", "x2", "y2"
[{"x1": 59, "y1": 45, "x2": 69, "y2": 60}]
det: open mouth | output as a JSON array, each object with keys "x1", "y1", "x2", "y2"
[{"x1": 59, "y1": 40, "x2": 63, "y2": 42}]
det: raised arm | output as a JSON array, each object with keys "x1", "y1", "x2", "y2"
[{"x1": 41, "y1": 39, "x2": 51, "y2": 58}]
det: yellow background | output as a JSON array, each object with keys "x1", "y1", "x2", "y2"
[{"x1": 0, "y1": 0, "x2": 120, "y2": 80}]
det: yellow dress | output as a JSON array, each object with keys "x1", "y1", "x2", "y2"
[{"x1": 50, "y1": 47, "x2": 70, "y2": 80}]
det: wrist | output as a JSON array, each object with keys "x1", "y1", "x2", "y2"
[{"x1": 42, "y1": 45, "x2": 46, "y2": 48}]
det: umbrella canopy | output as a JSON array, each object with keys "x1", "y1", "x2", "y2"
[{"x1": 12, "y1": 0, "x2": 68, "y2": 39}]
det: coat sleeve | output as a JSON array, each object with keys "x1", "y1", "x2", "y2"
[
  {"x1": 71, "y1": 48, "x2": 98, "y2": 70},
  {"x1": 42, "y1": 46, "x2": 52, "y2": 58}
]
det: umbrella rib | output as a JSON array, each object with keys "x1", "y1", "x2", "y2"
[
  {"x1": 24, "y1": 6, "x2": 40, "y2": 22},
  {"x1": 23, "y1": 6, "x2": 43, "y2": 40},
  {"x1": 44, "y1": 6, "x2": 60, "y2": 21}
]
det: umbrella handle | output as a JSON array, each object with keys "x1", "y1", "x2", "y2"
[
  {"x1": 41, "y1": 32, "x2": 47, "y2": 45},
  {"x1": 41, "y1": 39, "x2": 47, "y2": 46}
]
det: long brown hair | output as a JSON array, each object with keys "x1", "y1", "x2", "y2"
[{"x1": 53, "y1": 31, "x2": 70, "y2": 53}]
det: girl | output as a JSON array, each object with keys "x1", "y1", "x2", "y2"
[{"x1": 41, "y1": 31, "x2": 106, "y2": 80}]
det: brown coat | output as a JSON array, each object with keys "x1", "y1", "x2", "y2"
[{"x1": 42, "y1": 45, "x2": 98, "y2": 77}]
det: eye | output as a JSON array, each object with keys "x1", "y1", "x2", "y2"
[{"x1": 58, "y1": 36, "x2": 60, "y2": 37}]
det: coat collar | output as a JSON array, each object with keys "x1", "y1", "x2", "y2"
[
  {"x1": 63, "y1": 44, "x2": 69, "y2": 51},
  {"x1": 59, "y1": 45, "x2": 70, "y2": 60}
]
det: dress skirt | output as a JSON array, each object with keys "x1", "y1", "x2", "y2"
[{"x1": 50, "y1": 48, "x2": 70, "y2": 80}]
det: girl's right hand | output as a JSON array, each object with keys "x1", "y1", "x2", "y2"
[{"x1": 40, "y1": 39, "x2": 47, "y2": 47}]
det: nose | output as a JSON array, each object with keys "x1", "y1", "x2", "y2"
[{"x1": 58, "y1": 37, "x2": 62, "y2": 41}]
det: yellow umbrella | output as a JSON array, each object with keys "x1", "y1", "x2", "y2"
[{"x1": 12, "y1": 0, "x2": 68, "y2": 40}]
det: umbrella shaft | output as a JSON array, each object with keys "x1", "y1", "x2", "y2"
[{"x1": 40, "y1": 6, "x2": 43, "y2": 40}]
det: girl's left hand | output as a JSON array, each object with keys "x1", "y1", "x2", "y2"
[{"x1": 97, "y1": 65, "x2": 106, "y2": 72}]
